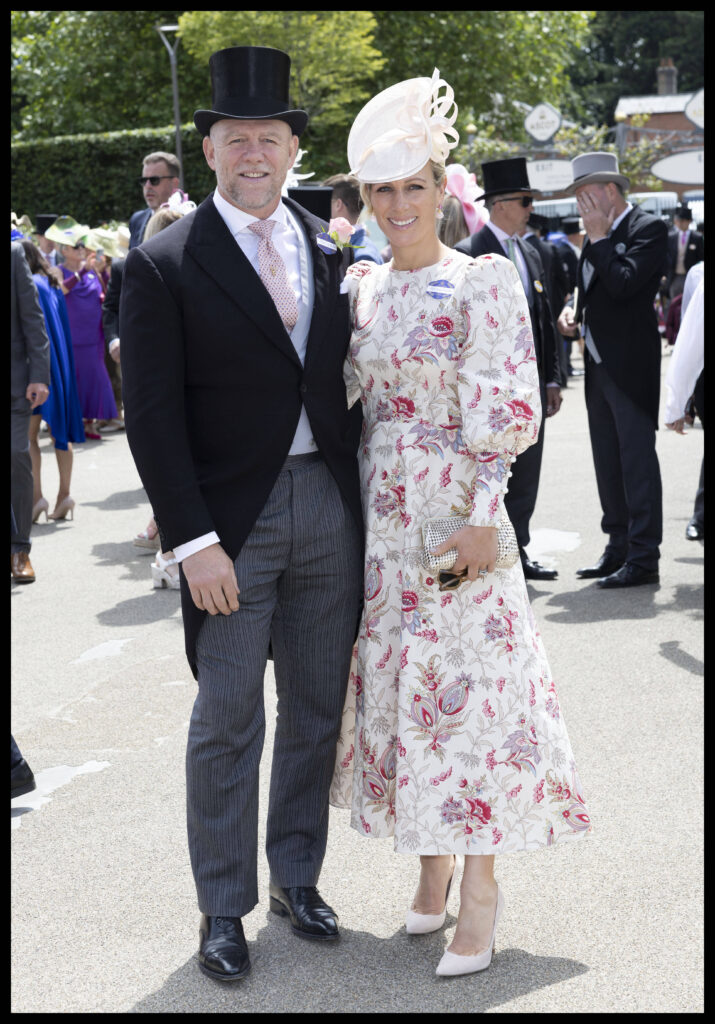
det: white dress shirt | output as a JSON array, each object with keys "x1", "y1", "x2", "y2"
[
  {"x1": 173, "y1": 190, "x2": 315, "y2": 564},
  {"x1": 664, "y1": 277, "x2": 704, "y2": 423}
]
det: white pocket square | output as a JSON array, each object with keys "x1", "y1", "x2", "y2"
[{"x1": 339, "y1": 279, "x2": 350, "y2": 294}]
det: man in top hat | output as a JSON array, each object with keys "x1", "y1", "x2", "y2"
[
  {"x1": 557, "y1": 152, "x2": 668, "y2": 588},
  {"x1": 120, "y1": 46, "x2": 363, "y2": 981},
  {"x1": 128, "y1": 151, "x2": 181, "y2": 248},
  {"x1": 456, "y1": 157, "x2": 564, "y2": 581},
  {"x1": 34, "y1": 214, "x2": 60, "y2": 266},
  {"x1": 322, "y1": 173, "x2": 384, "y2": 264},
  {"x1": 522, "y1": 211, "x2": 571, "y2": 384},
  {"x1": 664, "y1": 205, "x2": 704, "y2": 301}
]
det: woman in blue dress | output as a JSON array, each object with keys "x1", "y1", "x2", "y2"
[{"x1": 21, "y1": 240, "x2": 85, "y2": 522}]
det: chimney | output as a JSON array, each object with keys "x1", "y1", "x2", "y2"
[{"x1": 657, "y1": 57, "x2": 678, "y2": 95}]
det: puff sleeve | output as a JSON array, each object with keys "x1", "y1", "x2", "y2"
[{"x1": 457, "y1": 255, "x2": 542, "y2": 527}]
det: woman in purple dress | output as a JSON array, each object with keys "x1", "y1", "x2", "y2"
[{"x1": 58, "y1": 238, "x2": 117, "y2": 438}]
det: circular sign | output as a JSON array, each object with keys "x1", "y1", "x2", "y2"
[
  {"x1": 524, "y1": 102, "x2": 562, "y2": 143},
  {"x1": 650, "y1": 149, "x2": 704, "y2": 186},
  {"x1": 526, "y1": 159, "x2": 573, "y2": 192},
  {"x1": 684, "y1": 88, "x2": 704, "y2": 130}
]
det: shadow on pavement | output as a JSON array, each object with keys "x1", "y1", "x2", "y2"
[
  {"x1": 95, "y1": 591, "x2": 182, "y2": 628},
  {"x1": 658, "y1": 640, "x2": 703, "y2": 676},
  {"x1": 131, "y1": 917, "x2": 589, "y2": 1013},
  {"x1": 83, "y1": 487, "x2": 148, "y2": 511},
  {"x1": 536, "y1": 581, "x2": 702, "y2": 625}
]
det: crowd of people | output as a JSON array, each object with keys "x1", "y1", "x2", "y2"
[{"x1": 11, "y1": 46, "x2": 703, "y2": 985}]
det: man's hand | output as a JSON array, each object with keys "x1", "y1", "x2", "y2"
[
  {"x1": 557, "y1": 305, "x2": 580, "y2": 338},
  {"x1": 26, "y1": 382, "x2": 49, "y2": 409},
  {"x1": 431, "y1": 525, "x2": 498, "y2": 581},
  {"x1": 576, "y1": 188, "x2": 616, "y2": 243},
  {"x1": 109, "y1": 339, "x2": 121, "y2": 364},
  {"x1": 546, "y1": 385, "x2": 562, "y2": 417},
  {"x1": 181, "y1": 543, "x2": 240, "y2": 615},
  {"x1": 666, "y1": 417, "x2": 687, "y2": 435}
]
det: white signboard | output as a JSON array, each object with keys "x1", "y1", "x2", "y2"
[
  {"x1": 684, "y1": 88, "x2": 704, "y2": 130},
  {"x1": 651, "y1": 148, "x2": 704, "y2": 186},
  {"x1": 527, "y1": 159, "x2": 573, "y2": 192},
  {"x1": 524, "y1": 102, "x2": 562, "y2": 143}
]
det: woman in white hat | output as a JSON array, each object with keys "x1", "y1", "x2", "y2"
[{"x1": 331, "y1": 70, "x2": 591, "y2": 976}]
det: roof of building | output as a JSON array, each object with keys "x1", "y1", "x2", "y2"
[{"x1": 615, "y1": 93, "x2": 695, "y2": 117}]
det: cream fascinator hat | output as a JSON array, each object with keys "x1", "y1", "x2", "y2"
[{"x1": 348, "y1": 68, "x2": 459, "y2": 184}]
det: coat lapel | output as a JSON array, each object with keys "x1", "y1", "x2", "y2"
[{"x1": 184, "y1": 195, "x2": 302, "y2": 368}]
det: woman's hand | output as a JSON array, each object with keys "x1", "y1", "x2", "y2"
[{"x1": 431, "y1": 525, "x2": 498, "y2": 581}]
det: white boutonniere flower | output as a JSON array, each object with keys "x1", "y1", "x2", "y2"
[{"x1": 316, "y1": 217, "x2": 357, "y2": 255}]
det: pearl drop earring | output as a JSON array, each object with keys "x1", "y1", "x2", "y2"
[{"x1": 436, "y1": 205, "x2": 444, "y2": 220}]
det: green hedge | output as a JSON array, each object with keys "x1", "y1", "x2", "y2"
[{"x1": 11, "y1": 122, "x2": 217, "y2": 227}]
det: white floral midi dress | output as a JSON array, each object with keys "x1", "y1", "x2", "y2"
[{"x1": 330, "y1": 251, "x2": 591, "y2": 855}]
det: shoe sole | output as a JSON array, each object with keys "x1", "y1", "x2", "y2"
[
  {"x1": 198, "y1": 959, "x2": 251, "y2": 982},
  {"x1": 269, "y1": 897, "x2": 340, "y2": 940}
]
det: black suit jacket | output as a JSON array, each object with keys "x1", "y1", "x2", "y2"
[
  {"x1": 119, "y1": 194, "x2": 363, "y2": 676},
  {"x1": 455, "y1": 225, "x2": 562, "y2": 386},
  {"x1": 523, "y1": 234, "x2": 570, "y2": 334},
  {"x1": 101, "y1": 256, "x2": 125, "y2": 345},
  {"x1": 577, "y1": 204, "x2": 668, "y2": 424},
  {"x1": 128, "y1": 208, "x2": 153, "y2": 249},
  {"x1": 665, "y1": 227, "x2": 705, "y2": 287}
]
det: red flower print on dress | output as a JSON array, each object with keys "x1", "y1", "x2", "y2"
[
  {"x1": 429, "y1": 315, "x2": 454, "y2": 337},
  {"x1": 440, "y1": 463, "x2": 453, "y2": 487},
  {"x1": 485, "y1": 311, "x2": 499, "y2": 329}
]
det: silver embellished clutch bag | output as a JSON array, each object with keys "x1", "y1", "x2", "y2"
[{"x1": 421, "y1": 514, "x2": 520, "y2": 573}]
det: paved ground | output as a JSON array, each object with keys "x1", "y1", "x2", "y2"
[{"x1": 11, "y1": 350, "x2": 703, "y2": 1013}]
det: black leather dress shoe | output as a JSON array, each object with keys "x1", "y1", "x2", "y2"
[
  {"x1": 198, "y1": 915, "x2": 251, "y2": 981},
  {"x1": 11, "y1": 758, "x2": 36, "y2": 799},
  {"x1": 521, "y1": 556, "x2": 558, "y2": 581},
  {"x1": 686, "y1": 519, "x2": 704, "y2": 541},
  {"x1": 576, "y1": 552, "x2": 626, "y2": 579},
  {"x1": 596, "y1": 563, "x2": 660, "y2": 589},
  {"x1": 269, "y1": 882, "x2": 339, "y2": 940}
]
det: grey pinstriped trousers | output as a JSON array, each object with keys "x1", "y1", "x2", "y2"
[{"x1": 186, "y1": 454, "x2": 363, "y2": 918}]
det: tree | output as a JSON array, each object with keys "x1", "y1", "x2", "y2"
[
  {"x1": 11, "y1": 10, "x2": 209, "y2": 140},
  {"x1": 371, "y1": 12, "x2": 595, "y2": 141},
  {"x1": 567, "y1": 11, "x2": 704, "y2": 126}
]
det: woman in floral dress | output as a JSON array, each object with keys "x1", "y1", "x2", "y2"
[{"x1": 330, "y1": 70, "x2": 590, "y2": 977}]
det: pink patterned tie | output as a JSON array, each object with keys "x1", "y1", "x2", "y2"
[{"x1": 248, "y1": 219, "x2": 298, "y2": 332}]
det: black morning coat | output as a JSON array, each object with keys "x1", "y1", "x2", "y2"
[
  {"x1": 575, "y1": 204, "x2": 668, "y2": 425},
  {"x1": 119, "y1": 194, "x2": 364, "y2": 677},
  {"x1": 455, "y1": 225, "x2": 563, "y2": 388}
]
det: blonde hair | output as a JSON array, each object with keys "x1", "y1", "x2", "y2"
[
  {"x1": 438, "y1": 194, "x2": 469, "y2": 248},
  {"x1": 360, "y1": 159, "x2": 446, "y2": 216},
  {"x1": 143, "y1": 208, "x2": 182, "y2": 240}
]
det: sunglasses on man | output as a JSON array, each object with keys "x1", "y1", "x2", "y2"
[
  {"x1": 496, "y1": 196, "x2": 534, "y2": 208},
  {"x1": 138, "y1": 176, "x2": 175, "y2": 186}
]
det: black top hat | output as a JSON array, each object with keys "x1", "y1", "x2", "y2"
[
  {"x1": 194, "y1": 46, "x2": 308, "y2": 138},
  {"x1": 287, "y1": 186, "x2": 333, "y2": 223},
  {"x1": 35, "y1": 214, "x2": 59, "y2": 236},
  {"x1": 561, "y1": 216, "x2": 582, "y2": 234},
  {"x1": 527, "y1": 211, "x2": 549, "y2": 233},
  {"x1": 674, "y1": 205, "x2": 693, "y2": 220},
  {"x1": 480, "y1": 157, "x2": 539, "y2": 200}
]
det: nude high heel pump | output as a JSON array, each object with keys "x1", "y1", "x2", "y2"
[
  {"x1": 435, "y1": 885, "x2": 504, "y2": 976},
  {"x1": 32, "y1": 498, "x2": 49, "y2": 523},
  {"x1": 406, "y1": 856, "x2": 456, "y2": 935},
  {"x1": 48, "y1": 496, "x2": 75, "y2": 521}
]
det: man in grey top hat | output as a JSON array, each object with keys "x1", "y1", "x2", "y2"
[
  {"x1": 557, "y1": 152, "x2": 668, "y2": 588},
  {"x1": 120, "y1": 45, "x2": 363, "y2": 981}
]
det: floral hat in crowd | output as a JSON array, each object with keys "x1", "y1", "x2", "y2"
[
  {"x1": 347, "y1": 68, "x2": 459, "y2": 184},
  {"x1": 44, "y1": 215, "x2": 91, "y2": 247},
  {"x1": 444, "y1": 163, "x2": 489, "y2": 234}
]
